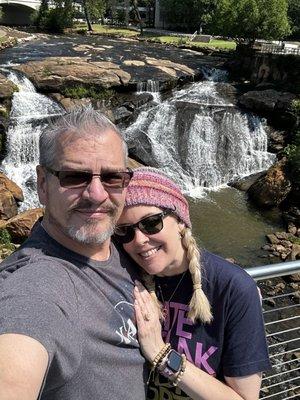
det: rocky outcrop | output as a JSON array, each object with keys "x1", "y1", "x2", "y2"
[
  {"x1": 262, "y1": 229, "x2": 300, "y2": 261},
  {"x1": 0, "y1": 73, "x2": 19, "y2": 100},
  {"x1": 0, "y1": 188, "x2": 18, "y2": 220},
  {"x1": 0, "y1": 174, "x2": 23, "y2": 220},
  {"x1": 247, "y1": 158, "x2": 292, "y2": 208},
  {"x1": 0, "y1": 173, "x2": 24, "y2": 202},
  {"x1": 13, "y1": 57, "x2": 132, "y2": 92},
  {"x1": 0, "y1": 208, "x2": 44, "y2": 243},
  {"x1": 239, "y1": 89, "x2": 297, "y2": 118}
]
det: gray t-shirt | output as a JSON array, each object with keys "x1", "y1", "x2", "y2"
[{"x1": 0, "y1": 223, "x2": 147, "y2": 399}]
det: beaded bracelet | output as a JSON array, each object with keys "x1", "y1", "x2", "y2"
[
  {"x1": 147, "y1": 343, "x2": 171, "y2": 384},
  {"x1": 172, "y1": 354, "x2": 187, "y2": 387},
  {"x1": 152, "y1": 343, "x2": 171, "y2": 367}
]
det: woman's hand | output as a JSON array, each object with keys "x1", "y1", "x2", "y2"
[{"x1": 134, "y1": 280, "x2": 165, "y2": 363}]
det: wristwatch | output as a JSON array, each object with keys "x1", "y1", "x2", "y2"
[{"x1": 158, "y1": 349, "x2": 183, "y2": 379}]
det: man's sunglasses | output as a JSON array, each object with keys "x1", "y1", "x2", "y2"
[
  {"x1": 45, "y1": 167, "x2": 133, "y2": 189},
  {"x1": 114, "y1": 209, "x2": 174, "y2": 244}
]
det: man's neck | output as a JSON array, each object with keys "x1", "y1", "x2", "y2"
[{"x1": 41, "y1": 220, "x2": 111, "y2": 262}]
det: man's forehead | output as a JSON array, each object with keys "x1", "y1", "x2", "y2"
[{"x1": 53, "y1": 129, "x2": 126, "y2": 168}]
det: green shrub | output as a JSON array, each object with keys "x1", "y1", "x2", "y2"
[
  {"x1": 0, "y1": 228, "x2": 12, "y2": 246},
  {"x1": 62, "y1": 86, "x2": 114, "y2": 101}
]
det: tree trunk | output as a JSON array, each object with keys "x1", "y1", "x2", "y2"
[
  {"x1": 132, "y1": 0, "x2": 143, "y2": 35},
  {"x1": 82, "y1": 0, "x2": 93, "y2": 31},
  {"x1": 125, "y1": 0, "x2": 130, "y2": 27}
]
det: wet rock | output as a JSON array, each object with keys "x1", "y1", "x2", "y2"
[
  {"x1": 0, "y1": 172, "x2": 24, "y2": 202},
  {"x1": 247, "y1": 158, "x2": 291, "y2": 208},
  {"x1": 1, "y1": 208, "x2": 44, "y2": 243},
  {"x1": 290, "y1": 244, "x2": 300, "y2": 261},
  {"x1": 228, "y1": 171, "x2": 266, "y2": 191},
  {"x1": 288, "y1": 224, "x2": 297, "y2": 235},
  {"x1": 13, "y1": 58, "x2": 131, "y2": 92},
  {"x1": 0, "y1": 188, "x2": 18, "y2": 220},
  {"x1": 239, "y1": 89, "x2": 296, "y2": 115},
  {"x1": 0, "y1": 73, "x2": 18, "y2": 99},
  {"x1": 266, "y1": 234, "x2": 280, "y2": 244}
]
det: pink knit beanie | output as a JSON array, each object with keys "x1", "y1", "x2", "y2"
[{"x1": 125, "y1": 167, "x2": 191, "y2": 228}]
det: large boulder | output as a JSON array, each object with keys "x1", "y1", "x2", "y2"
[
  {"x1": 247, "y1": 158, "x2": 292, "y2": 208},
  {"x1": 239, "y1": 89, "x2": 296, "y2": 115},
  {"x1": 0, "y1": 172, "x2": 24, "y2": 202},
  {"x1": 0, "y1": 73, "x2": 18, "y2": 99},
  {"x1": 0, "y1": 187, "x2": 18, "y2": 220},
  {"x1": 1, "y1": 208, "x2": 44, "y2": 243},
  {"x1": 13, "y1": 58, "x2": 131, "y2": 92}
]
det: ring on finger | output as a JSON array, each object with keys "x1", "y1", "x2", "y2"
[{"x1": 144, "y1": 313, "x2": 150, "y2": 321}]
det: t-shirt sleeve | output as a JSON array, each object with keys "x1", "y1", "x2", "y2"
[
  {"x1": 221, "y1": 275, "x2": 271, "y2": 377},
  {"x1": 0, "y1": 261, "x2": 82, "y2": 390}
]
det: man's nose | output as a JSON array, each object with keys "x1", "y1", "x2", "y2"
[{"x1": 81, "y1": 176, "x2": 109, "y2": 203}]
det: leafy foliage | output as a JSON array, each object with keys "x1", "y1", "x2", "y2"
[
  {"x1": 62, "y1": 85, "x2": 114, "y2": 101},
  {"x1": 211, "y1": 0, "x2": 291, "y2": 45},
  {"x1": 288, "y1": 0, "x2": 300, "y2": 40},
  {"x1": 35, "y1": 0, "x2": 74, "y2": 33},
  {"x1": 160, "y1": 0, "x2": 218, "y2": 32},
  {"x1": 285, "y1": 99, "x2": 300, "y2": 184}
]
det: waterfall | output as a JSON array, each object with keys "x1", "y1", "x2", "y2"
[
  {"x1": 125, "y1": 68, "x2": 276, "y2": 196},
  {"x1": 137, "y1": 79, "x2": 161, "y2": 103},
  {"x1": 1, "y1": 71, "x2": 64, "y2": 210}
]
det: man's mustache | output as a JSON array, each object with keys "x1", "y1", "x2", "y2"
[{"x1": 71, "y1": 200, "x2": 118, "y2": 215}]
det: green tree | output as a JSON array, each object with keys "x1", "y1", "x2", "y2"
[
  {"x1": 212, "y1": 0, "x2": 291, "y2": 46},
  {"x1": 161, "y1": 0, "x2": 217, "y2": 32},
  {"x1": 288, "y1": 0, "x2": 300, "y2": 39},
  {"x1": 84, "y1": 0, "x2": 107, "y2": 26},
  {"x1": 35, "y1": 0, "x2": 74, "y2": 33}
]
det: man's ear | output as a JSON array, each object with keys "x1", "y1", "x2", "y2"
[{"x1": 36, "y1": 165, "x2": 47, "y2": 205}]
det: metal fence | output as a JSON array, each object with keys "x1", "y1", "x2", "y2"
[
  {"x1": 245, "y1": 261, "x2": 300, "y2": 399},
  {"x1": 259, "y1": 44, "x2": 300, "y2": 56}
]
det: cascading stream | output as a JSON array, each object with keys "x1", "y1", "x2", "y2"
[
  {"x1": 1, "y1": 70, "x2": 64, "y2": 210},
  {"x1": 126, "y1": 69, "x2": 276, "y2": 196}
]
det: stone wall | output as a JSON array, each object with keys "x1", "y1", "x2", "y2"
[{"x1": 229, "y1": 51, "x2": 300, "y2": 95}]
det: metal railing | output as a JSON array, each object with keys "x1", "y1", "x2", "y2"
[
  {"x1": 259, "y1": 44, "x2": 300, "y2": 56},
  {"x1": 245, "y1": 261, "x2": 300, "y2": 400}
]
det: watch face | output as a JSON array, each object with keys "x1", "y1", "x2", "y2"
[{"x1": 167, "y1": 350, "x2": 182, "y2": 373}]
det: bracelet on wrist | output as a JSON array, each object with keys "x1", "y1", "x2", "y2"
[{"x1": 147, "y1": 343, "x2": 171, "y2": 384}]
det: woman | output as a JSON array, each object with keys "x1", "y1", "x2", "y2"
[{"x1": 115, "y1": 167, "x2": 271, "y2": 400}]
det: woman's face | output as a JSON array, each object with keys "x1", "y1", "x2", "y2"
[{"x1": 117, "y1": 205, "x2": 187, "y2": 277}]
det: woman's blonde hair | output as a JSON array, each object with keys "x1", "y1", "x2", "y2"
[
  {"x1": 123, "y1": 167, "x2": 212, "y2": 323},
  {"x1": 142, "y1": 226, "x2": 213, "y2": 324}
]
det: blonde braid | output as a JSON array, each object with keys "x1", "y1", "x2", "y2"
[
  {"x1": 180, "y1": 227, "x2": 213, "y2": 324},
  {"x1": 141, "y1": 272, "x2": 164, "y2": 320}
]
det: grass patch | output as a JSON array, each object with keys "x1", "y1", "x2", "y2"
[
  {"x1": 62, "y1": 85, "x2": 114, "y2": 101},
  {"x1": 74, "y1": 24, "x2": 139, "y2": 38},
  {"x1": 144, "y1": 35, "x2": 236, "y2": 50}
]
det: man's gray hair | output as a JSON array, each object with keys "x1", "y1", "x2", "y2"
[{"x1": 39, "y1": 106, "x2": 128, "y2": 168}]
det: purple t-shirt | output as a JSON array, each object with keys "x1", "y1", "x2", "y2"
[{"x1": 148, "y1": 250, "x2": 271, "y2": 399}]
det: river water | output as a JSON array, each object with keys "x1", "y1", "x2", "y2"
[{"x1": 0, "y1": 37, "x2": 283, "y2": 267}]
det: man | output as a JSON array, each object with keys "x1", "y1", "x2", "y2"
[{"x1": 0, "y1": 108, "x2": 147, "y2": 399}]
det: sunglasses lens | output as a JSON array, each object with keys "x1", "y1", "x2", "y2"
[
  {"x1": 101, "y1": 172, "x2": 127, "y2": 188},
  {"x1": 59, "y1": 171, "x2": 91, "y2": 188},
  {"x1": 114, "y1": 226, "x2": 135, "y2": 244},
  {"x1": 139, "y1": 215, "x2": 163, "y2": 235},
  {"x1": 114, "y1": 213, "x2": 165, "y2": 244}
]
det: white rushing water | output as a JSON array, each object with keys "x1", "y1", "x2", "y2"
[
  {"x1": 1, "y1": 68, "x2": 276, "y2": 209},
  {"x1": 1, "y1": 71, "x2": 64, "y2": 210},
  {"x1": 126, "y1": 69, "x2": 276, "y2": 197}
]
